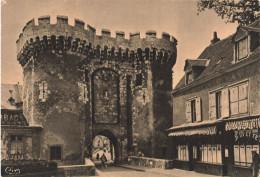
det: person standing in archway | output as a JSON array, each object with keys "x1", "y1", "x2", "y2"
[
  {"x1": 101, "y1": 150, "x2": 108, "y2": 167},
  {"x1": 96, "y1": 153, "x2": 100, "y2": 160}
]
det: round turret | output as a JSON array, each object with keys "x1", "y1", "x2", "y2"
[{"x1": 17, "y1": 15, "x2": 177, "y2": 68}]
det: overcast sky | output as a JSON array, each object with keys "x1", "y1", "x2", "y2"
[{"x1": 1, "y1": 0, "x2": 238, "y2": 88}]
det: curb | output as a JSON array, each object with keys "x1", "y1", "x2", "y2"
[{"x1": 117, "y1": 165, "x2": 146, "y2": 172}]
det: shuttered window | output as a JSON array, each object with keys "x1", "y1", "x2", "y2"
[
  {"x1": 209, "y1": 90, "x2": 226, "y2": 119},
  {"x1": 186, "y1": 97, "x2": 202, "y2": 123},
  {"x1": 209, "y1": 93, "x2": 216, "y2": 119}
]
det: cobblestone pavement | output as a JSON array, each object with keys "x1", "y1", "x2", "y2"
[{"x1": 97, "y1": 166, "x2": 170, "y2": 177}]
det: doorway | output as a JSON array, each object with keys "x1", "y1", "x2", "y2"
[{"x1": 92, "y1": 130, "x2": 119, "y2": 164}]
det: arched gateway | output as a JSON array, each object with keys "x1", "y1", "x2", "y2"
[{"x1": 92, "y1": 130, "x2": 119, "y2": 164}]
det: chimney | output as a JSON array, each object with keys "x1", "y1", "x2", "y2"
[{"x1": 211, "y1": 32, "x2": 220, "y2": 45}]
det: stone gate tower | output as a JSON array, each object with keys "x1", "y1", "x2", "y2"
[{"x1": 16, "y1": 15, "x2": 177, "y2": 164}]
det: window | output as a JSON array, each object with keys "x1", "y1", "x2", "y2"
[
  {"x1": 216, "y1": 92, "x2": 222, "y2": 118},
  {"x1": 234, "y1": 145, "x2": 259, "y2": 167},
  {"x1": 234, "y1": 129, "x2": 259, "y2": 167},
  {"x1": 229, "y1": 82, "x2": 248, "y2": 115},
  {"x1": 177, "y1": 145, "x2": 189, "y2": 161},
  {"x1": 191, "y1": 100, "x2": 196, "y2": 122},
  {"x1": 186, "y1": 71, "x2": 193, "y2": 84},
  {"x1": 39, "y1": 81, "x2": 48, "y2": 102},
  {"x1": 201, "y1": 144, "x2": 222, "y2": 164},
  {"x1": 50, "y1": 146, "x2": 61, "y2": 160},
  {"x1": 186, "y1": 98, "x2": 201, "y2": 123},
  {"x1": 10, "y1": 135, "x2": 23, "y2": 159},
  {"x1": 209, "y1": 91, "x2": 222, "y2": 119},
  {"x1": 135, "y1": 73, "x2": 142, "y2": 86},
  {"x1": 235, "y1": 38, "x2": 248, "y2": 61}
]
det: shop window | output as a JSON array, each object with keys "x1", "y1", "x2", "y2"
[
  {"x1": 177, "y1": 145, "x2": 189, "y2": 161},
  {"x1": 10, "y1": 135, "x2": 23, "y2": 159},
  {"x1": 235, "y1": 37, "x2": 248, "y2": 61},
  {"x1": 50, "y1": 146, "x2": 61, "y2": 160},
  {"x1": 234, "y1": 145, "x2": 259, "y2": 167},
  {"x1": 193, "y1": 146, "x2": 197, "y2": 159},
  {"x1": 186, "y1": 97, "x2": 201, "y2": 123},
  {"x1": 200, "y1": 144, "x2": 222, "y2": 164},
  {"x1": 229, "y1": 82, "x2": 248, "y2": 116},
  {"x1": 136, "y1": 73, "x2": 142, "y2": 86},
  {"x1": 233, "y1": 129, "x2": 259, "y2": 167}
]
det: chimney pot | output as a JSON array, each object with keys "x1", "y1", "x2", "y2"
[{"x1": 211, "y1": 31, "x2": 220, "y2": 45}]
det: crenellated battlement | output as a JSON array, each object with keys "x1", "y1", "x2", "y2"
[{"x1": 17, "y1": 15, "x2": 177, "y2": 67}]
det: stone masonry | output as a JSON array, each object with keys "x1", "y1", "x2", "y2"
[{"x1": 16, "y1": 15, "x2": 177, "y2": 164}]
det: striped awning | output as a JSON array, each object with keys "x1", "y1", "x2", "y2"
[{"x1": 168, "y1": 126, "x2": 217, "y2": 136}]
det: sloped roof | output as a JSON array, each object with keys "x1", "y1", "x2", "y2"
[
  {"x1": 174, "y1": 19, "x2": 260, "y2": 93},
  {"x1": 1, "y1": 84, "x2": 23, "y2": 110}
]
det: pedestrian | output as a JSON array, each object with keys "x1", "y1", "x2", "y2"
[
  {"x1": 101, "y1": 150, "x2": 107, "y2": 167},
  {"x1": 96, "y1": 153, "x2": 100, "y2": 160},
  {"x1": 251, "y1": 150, "x2": 260, "y2": 177}
]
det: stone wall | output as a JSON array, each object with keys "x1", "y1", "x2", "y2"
[{"x1": 128, "y1": 156, "x2": 173, "y2": 169}]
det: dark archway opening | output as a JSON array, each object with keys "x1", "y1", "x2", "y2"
[{"x1": 92, "y1": 130, "x2": 119, "y2": 165}]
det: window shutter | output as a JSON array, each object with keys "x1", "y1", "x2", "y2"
[
  {"x1": 209, "y1": 93, "x2": 216, "y2": 119},
  {"x1": 222, "y1": 88, "x2": 229, "y2": 118},
  {"x1": 186, "y1": 101, "x2": 192, "y2": 123},
  {"x1": 196, "y1": 97, "x2": 202, "y2": 122}
]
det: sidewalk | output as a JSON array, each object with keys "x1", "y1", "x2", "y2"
[{"x1": 119, "y1": 164, "x2": 229, "y2": 177}]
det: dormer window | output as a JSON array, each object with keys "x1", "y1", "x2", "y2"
[
  {"x1": 186, "y1": 71, "x2": 193, "y2": 84},
  {"x1": 235, "y1": 37, "x2": 248, "y2": 61},
  {"x1": 184, "y1": 59, "x2": 208, "y2": 85}
]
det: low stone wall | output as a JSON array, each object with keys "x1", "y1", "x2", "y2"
[
  {"x1": 58, "y1": 158, "x2": 95, "y2": 176},
  {"x1": 128, "y1": 156, "x2": 173, "y2": 169}
]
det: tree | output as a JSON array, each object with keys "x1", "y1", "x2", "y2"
[{"x1": 197, "y1": 0, "x2": 260, "y2": 25}]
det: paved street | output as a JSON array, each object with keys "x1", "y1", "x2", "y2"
[
  {"x1": 94, "y1": 165, "x2": 228, "y2": 177},
  {"x1": 97, "y1": 166, "x2": 169, "y2": 177}
]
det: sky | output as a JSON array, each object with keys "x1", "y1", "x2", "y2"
[{"x1": 1, "y1": 0, "x2": 238, "y2": 88}]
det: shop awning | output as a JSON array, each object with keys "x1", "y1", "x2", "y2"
[{"x1": 168, "y1": 126, "x2": 217, "y2": 136}]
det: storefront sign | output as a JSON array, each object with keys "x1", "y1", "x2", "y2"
[
  {"x1": 225, "y1": 117, "x2": 260, "y2": 131},
  {"x1": 234, "y1": 129, "x2": 259, "y2": 142},
  {"x1": 1, "y1": 110, "x2": 28, "y2": 126},
  {"x1": 169, "y1": 126, "x2": 216, "y2": 136}
]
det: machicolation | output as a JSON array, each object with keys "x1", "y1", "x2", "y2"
[{"x1": 17, "y1": 15, "x2": 177, "y2": 67}]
